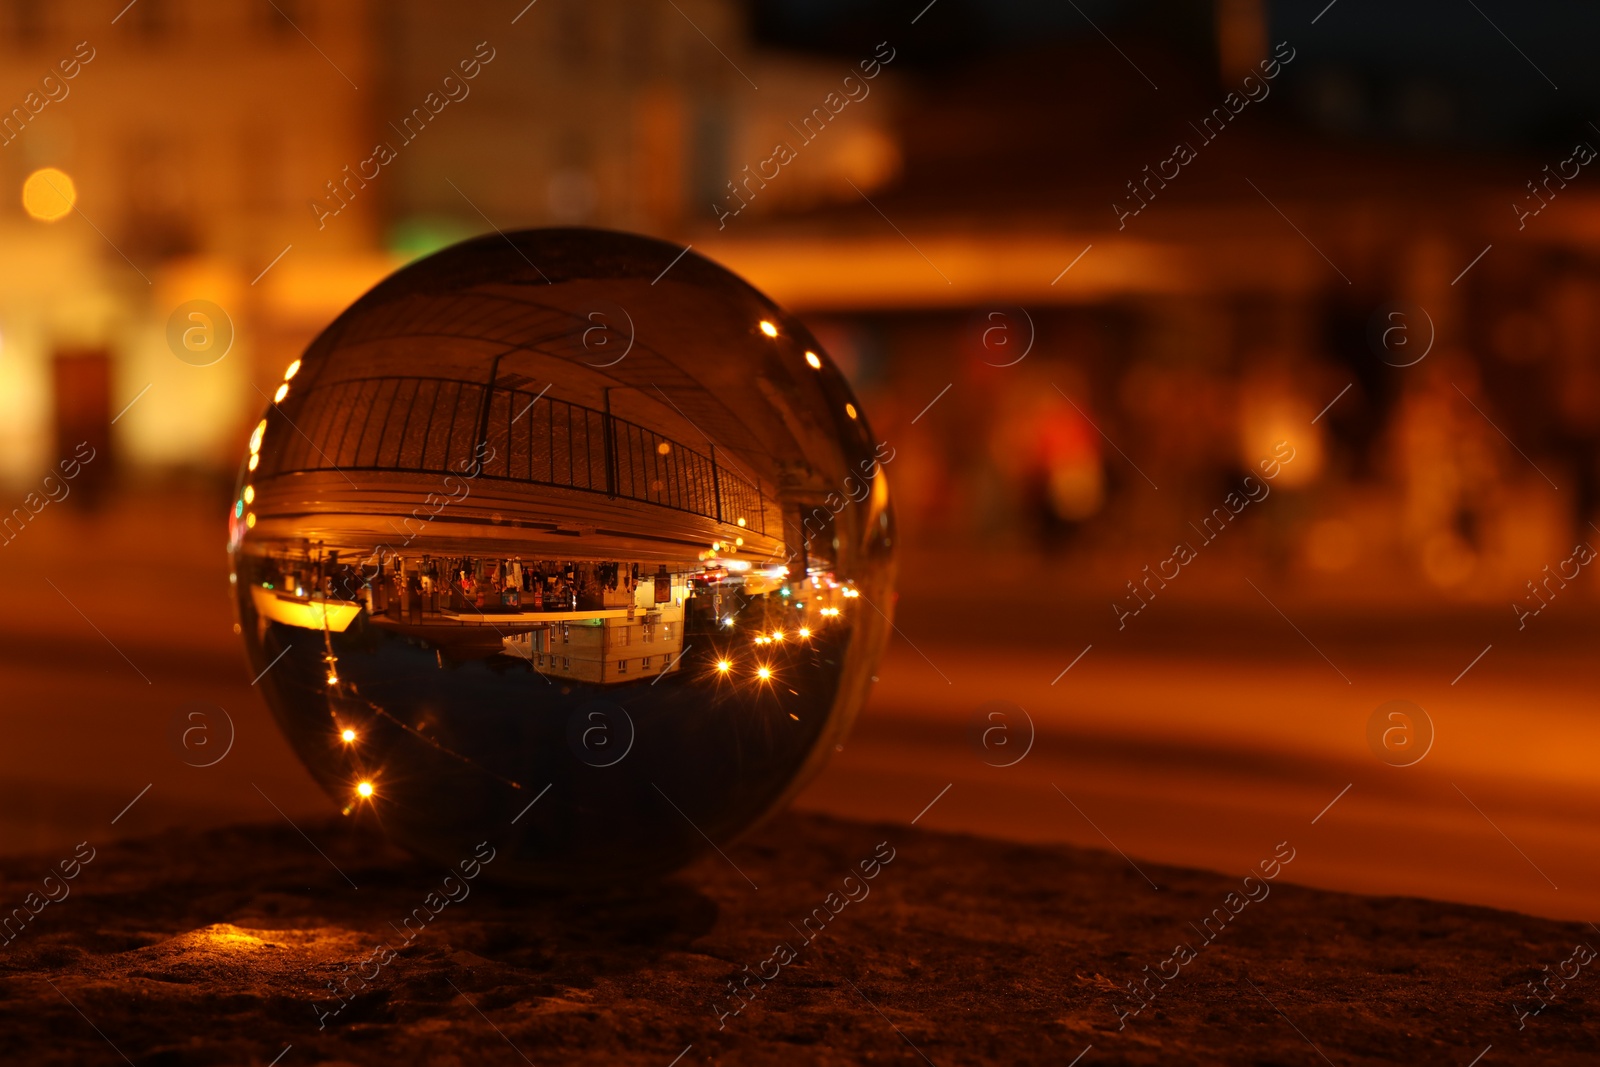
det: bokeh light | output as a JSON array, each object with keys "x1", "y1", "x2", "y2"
[{"x1": 21, "y1": 168, "x2": 75, "y2": 222}]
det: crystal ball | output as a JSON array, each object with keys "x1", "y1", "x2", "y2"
[{"x1": 230, "y1": 229, "x2": 895, "y2": 882}]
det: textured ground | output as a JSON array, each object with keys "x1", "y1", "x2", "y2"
[{"x1": 0, "y1": 810, "x2": 1595, "y2": 1066}]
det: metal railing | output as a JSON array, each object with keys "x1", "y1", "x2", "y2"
[{"x1": 260, "y1": 376, "x2": 769, "y2": 533}]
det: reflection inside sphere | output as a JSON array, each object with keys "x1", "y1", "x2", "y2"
[{"x1": 229, "y1": 228, "x2": 894, "y2": 882}]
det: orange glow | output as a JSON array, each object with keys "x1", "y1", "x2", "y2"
[
  {"x1": 805, "y1": 350, "x2": 822, "y2": 369},
  {"x1": 340, "y1": 728, "x2": 356, "y2": 742},
  {"x1": 698, "y1": 233, "x2": 1171, "y2": 310},
  {"x1": 771, "y1": 630, "x2": 784, "y2": 641},
  {"x1": 245, "y1": 512, "x2": 256, "y2": 528},
  {"x1": 248, "y1": 454, "x2": 260, "y2": 471},
  {"x1": 273, "y1": 383, "x2": 290, "y2": 403},
  {"x1": 759, "y1": 320, "x2": 779, "y2": 337},
  {"x1": 202, "y1": 926, "x2": 267, "y2": 947},
  {"x1": 284, "y1": 359, "x2": 302, "y2": 380},
  {"x1": 798, "y1": 627, "x2": 811, "y2": 639},
  {"x1": 249, "y1": 419, "x2": 267, "y2": 454},
  {"x1": 737, "y1": 517, "x2": 747, "y2": 527},
  {"x1": 756, "y1": 665, "x2": 772, "y2": 681},
  {"x1": 242, "y1": 485, "x2": 255, "y2": 504},
  {"x1": 716, "y1": 659, "x2": 732, "y2": 673},
  {"x1": 356, "y1": 781, "x2": 374, "y2": 798},
  {"x1": 21, "y1": 168, "x2": 75, "y2": 221},
  {"x1": 845, "y1": 403, "x2": 858, "y2": 420}
]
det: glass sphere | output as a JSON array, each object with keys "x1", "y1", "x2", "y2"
[{"x1": 229, "y1": 228, "x2": 895, "y2": 882}]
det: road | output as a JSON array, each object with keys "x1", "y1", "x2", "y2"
[{"x1": 2, "y1": 493, "x2": 1595, "y2": 921}]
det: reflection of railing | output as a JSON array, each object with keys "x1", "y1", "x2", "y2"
[{"x1": 262, "y1": 376, "x2": 768, "y2": 533}]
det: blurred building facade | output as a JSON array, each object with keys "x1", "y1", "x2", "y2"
[
  {"x1": 698, "y1": 15, "x2": 1600, "y2": 598},
  {"x1": 0, "y1": 0, "x2": 896, "y2": 484}
]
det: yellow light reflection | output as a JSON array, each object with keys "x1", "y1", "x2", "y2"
[
  {"x1": 845, "y1": 403, "x2": 858, "y2": 420},
  {"x1": 356, "y1": 781, "x2": 374, "y2": 798},
  {"x1": 759, "y1": 320, "x2": 779, "y2": 338},
  {"x1": 22, "y1": 168, "x2": 75, "y2": 222},
  {"x1": 805, "y1": 350, "x2": 822, "y2": 369},
  {"x1": 249, "y1": 587, "x2": 361, "y2": 631},
  {"x1": 274, "y1": 383, "x2": 290, "y2": 403},
  {"x1": 756, "y1": 665, "x2": 772, "y2": 681},
  {"x1": 243, "y1": 485, "x2": 255, "y2": 504},
  {"x1": 284, "y1": 359, "x2": 302, "y2": 380},
  {"x1": 340, "y1": 728, "x2": 357, "y2": 742},
  {"x1": 201, "y1": 925, "x2": 266, "y2": 948},
  {"x1": 716, "y1": 659, "x2": 732, "y2": 673}
]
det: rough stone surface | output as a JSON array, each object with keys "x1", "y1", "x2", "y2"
[{"x1": 0, "y1": 812, "x2": 1593, "y2": 1065}]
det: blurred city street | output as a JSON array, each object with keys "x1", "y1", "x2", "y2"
[
  {"x1": 5, "y1": 4, "x2": 1600, "y2": 1060},
  {"x1": 5, "y1": 492, "x2": 1594, "y2": 922}
]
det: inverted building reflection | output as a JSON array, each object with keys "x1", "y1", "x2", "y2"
[
  {"x1": 242, "y1": 540, "x2": 860, "y2": 687},
  {"x1": 228, "y1": 229, "x2": 894, "y2": 881}
]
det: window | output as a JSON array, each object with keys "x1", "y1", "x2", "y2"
[
  {"x1": 642, "y1": 656, "x2": 652, "y2": 669},
  {"x1": 561, "y1": 624, "x2": 569, "y2": 644},
  {"x1": 617, "y1": 659, "x2": 627, "y2": 673},
  {"x1": 619, "y1": 4, "x2": 654, "y2": 76},
  {"x1": 238, "y1": 122, "x2": 284, "y2": 212},
  {"x1": 134, "y1": 0, "x2": 173, "y2": 40},
  {"x1": 556, "y1": 2, "x2": 591, "y2": 69},
  {"x1": 11, "y1": 0, "x2": 44, "y2": 46},
  {"x1": 563, "y1": 657, "x2": 570, "y2": 670},
  {"x1": 263, "y1": 0, "x2": 305, "y2": 38}
]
